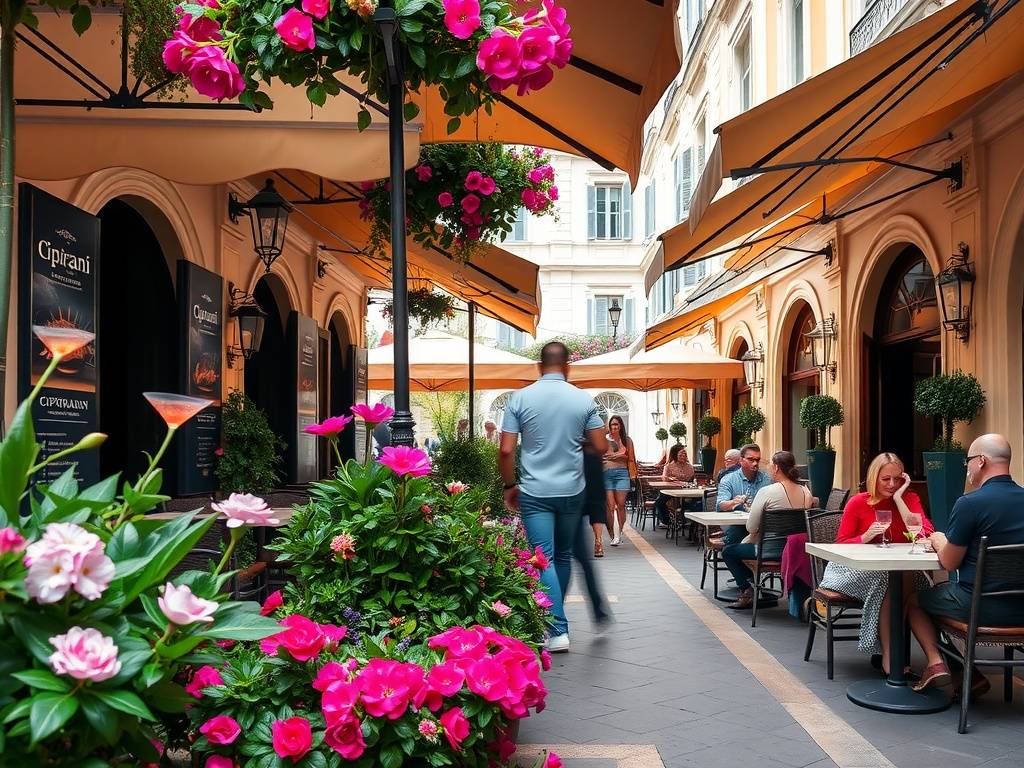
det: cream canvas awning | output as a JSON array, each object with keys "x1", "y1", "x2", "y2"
[{"x1": 569, "y1": 338, "x2": 743, "y2": 391}]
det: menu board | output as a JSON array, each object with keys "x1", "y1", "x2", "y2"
[
  {"x1": 289, "y1": 312, "x2": 319, "y2": 483},
  {"x1": 18, "y1": 184, "x2": 100, "y2": 484},
  {"x1": 352, "y1": 347, "x2": 368, "y2": 464},
  {"x1": 177, "y1": 261, "x2": 223, "y2": 494}
]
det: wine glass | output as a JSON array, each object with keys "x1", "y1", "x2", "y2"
[
  {"x1": 875, "y1": 509, "x2": 892, "y2": 548},
  {"x1": 906, "y1": 513, "x2": 923, "y2": 554}
]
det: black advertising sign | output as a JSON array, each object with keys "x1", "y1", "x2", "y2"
[
  {"x1": 352, "y1": 347, "x2": 368, "y2": 464},
  {"x1": 177, "y1": 261, "x2": 223, "y2": 494},
  {"x1": 18, "y1": 184, "x2": 100, "y2": 485},
  {"x1": 289, "y1": 312, "x2": 319, "y2": 483}
]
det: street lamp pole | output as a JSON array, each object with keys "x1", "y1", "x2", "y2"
[{"x1": 375, "y1": 4, "x2": 415, "y2": 447}]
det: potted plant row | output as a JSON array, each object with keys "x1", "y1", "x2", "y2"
[
  {"x1": 696, "y1": 411, "x2": 721, "y2": 475},
  {"x1": 798, "y1": 394, "x2": 844, "y2": 505}
]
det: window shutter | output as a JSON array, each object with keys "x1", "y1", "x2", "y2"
[
  {"x1": 595, "y1": 295, "x2": 609, "y2": 335},
  {"x1": 587, "y1": 297, "x2": 594, "y2": 334},
  {"x1": 587, "y1": 185, "x2": 597, "y2": 240},
  {"x1": 697, "y1": 143, "x2": 706, "y2": 177},
  {"x1": 674, "y1": 155, "x2": 682, "y2": 221},
  {"x1": 622, "y1": 181, "x2": 633, "y2": 241},
  {"x1": 624, "y1": 297, "x2": 635, "y2": 335},
  {"x1": 680, "y1": 147, "x2": 693, "y2": 221}
]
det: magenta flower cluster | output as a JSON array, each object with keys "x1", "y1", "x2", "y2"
[{"x1": 162, "y1": 1, "x2": 245, "y2": 102}]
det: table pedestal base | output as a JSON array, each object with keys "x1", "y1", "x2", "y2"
[{"x1": 847, "y1": 679, "x2": 950, "y2": 714}]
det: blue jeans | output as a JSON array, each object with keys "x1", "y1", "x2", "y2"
[
  {"x1": 571, "y1": 516, "x2": 611, "y2": 622},
  {"x1": 519, "y1": 490, "x2": 585, "y2": 636}
]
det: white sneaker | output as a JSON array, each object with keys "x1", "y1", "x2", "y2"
[
  {"x1": 546, "y1": 633, "x2": 570, "y2": 653},
  {"x1": 610, "y1": 536, "x2": 621, "y2": 546}
]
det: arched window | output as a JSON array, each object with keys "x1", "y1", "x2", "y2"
[
  {"x1": 783, "y1": 303, "x2": 820, "y2": 464},
  {"x1": 488, "y1": 392, "x2": 512, "y2": 425},
  {"x1": 594, "y1": 392, "x2": 630, "y2": 432},
  {"x1": 731, "y1": 339, "x2": 750, "y2": 448},
  {"x1": 877, "y1": 252, "x2": 940, "y2": 342}
]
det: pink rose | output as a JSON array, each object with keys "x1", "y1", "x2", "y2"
[
  {"x1": 162, "y1": 30, "x2": 197, "y2": 74},
  {"x1": 0, "y1": 527, "x2": 26, "y2": 554},
  {"x1": 533, "y1": 590, "x2": 553, "y2": 609},
  {"x1": 274, "y1": 8, "x2": 316, "y2": 52},
  {"x1": 477, "y1": 30, "x2": 521, "y2": 82},
  {"x1": 443, "y1": 0, "x2": 481, "y2": 40},
  {"x1": 324, "y1": 714, "x2": 365, "y2": 760},
  {"x1": 378, "y1": 446, "x2": 432, "y2": 477},
  {"x1": 260, "y1": 589, "x2": 284, "y2": 616},
  {"x1": 185, "y1": 46, "x2": 244, "y2": 102},
  {"x1": 212, "y1": 492, "x2": 280, "y2": 528},
  {"x1": 437, "y1": 192, "x2": 454, "y2": 207},
  {"x1": 178, "y1": 13, "x2": 221, "y2": 42},
  {"x1": 159, "y1": 582, "x2": 218, "y2": 625},
  {"x1": 186, "y1": 665, "x2": 225, "y2": 698},
  {"x1": 518, "y1": 25, "x2": 556, "y2": 74},
  {"x1": 415, "y1": 164, "x2": 433, "y2": 182},
  {"x1": 545, "y1": 753, "x2": 564, "y2": 768},
  {"x1": 272, "y1": 717, "x2": 312, "y2": 762},
  {"x1": 260, "y1": 615, "x2": 338, "y2": 661},
  {"x1": 466, "y1": 656, "x2": 511, "y2": 702},
  {"x1": 304, "y1": 414, "x2": 353, "y2": 438},
  {"x1": 48, "y1": 627, "x2": 121, "y2": 683},
  {"x1": 521, "y1": 188, "x2": 538, "y2": 210},
  {"x1": 301, "y1": 0, "x2": 330, "y2": 20},
  {"x1": 528, "y1": 168, "x2": 545, "y2": 185},
  {"x1": 478, "y1": 176, "x2": 496, "y2": 196},
  {"x1": 358, "y1": 658, "x2": 424, "y2": 720},
  {"x1": 314, "y1": 661, "x2": 353, "y2": 692},
  {"x1": 439, "y1": 707, "x2": 470, "y2": 751},
  {"x1": 200, "y1": 715, "x2": 242, "y2": 745},
  {"x1": 321, "y1": 676, "x2": 361, "y2": 719},
  {"x1": 516, "y1": 64, "x2": 555, "y2": 96},
  {"x1": 205, "y1": 757, "x2": 235, "y2": 768},
  {"x1": 461, "y1": 194, "x2": 481, "y2": 214},
  {"x1": 350, "y1": 402, "x2": 395, "y2": 425},
  {"x1": 214, "y1": 447, "x2": 225, "y2": 456},
  {"x1": 549, "y1": 185, "x2": 559, "y2": 200}
]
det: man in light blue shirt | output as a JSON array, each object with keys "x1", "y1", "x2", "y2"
[
  {"x1": 499, "y1": 342, "x2": 607, "y2": 652},
  {"x1": 717, "y1": 443, "x2": 772, "y2": 545}
]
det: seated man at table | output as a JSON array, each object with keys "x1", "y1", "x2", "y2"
[
  {"x1": 715, "y1": 444, "x2": 771, "y2": 545},
  {"x1": 655, "y1": 444, "x2": 695, "y2": 526},
  {"x1": 716, "y1": 449, "x2": 742, "y2": 484},
  {"x1": 913, "y1": 433, "x2": 1024, "y2": 695}
]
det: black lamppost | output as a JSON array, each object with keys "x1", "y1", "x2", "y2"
[
  {"x1": 608, "y1": 298, "x2": 622, "y2": 340},
  {"x1": 936, "y1": 243, "x2": 975, "y2": 342},
  {"x1": 374, "y1": 3, "x2": 415, "y2": 446},
  {"x1": 226, "y1": 284, "x2": 266, "y2": 368},
  {"x1": 228, "y1": 179, "x2": 293, "y2": 273}
]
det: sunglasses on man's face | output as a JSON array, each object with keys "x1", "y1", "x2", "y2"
[{"x1": 964, "y1": 455, "x2": 985, "y2": 468}]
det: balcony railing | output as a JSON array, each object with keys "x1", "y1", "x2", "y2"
[{"x1": 850, "y1": 0, "x2": 909, "y2": 55}]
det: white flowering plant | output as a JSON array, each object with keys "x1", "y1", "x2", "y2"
[{"x1": 0, "y1": 330, "x2": 281, "y2": 766}]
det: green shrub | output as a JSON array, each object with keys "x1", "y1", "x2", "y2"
[
  {"x1": 430, "y1": 437, "x2": 504, "y2": 515},
  {"x1": 732, "y1": 404, "x2": 766, "y2": 445},
  {"x1": 669, "y1": 421, "x2": 687, "y2": 443},
  {"x1": 914, "y1": 370, "x2": 986, "y2": 451},
  {"x1": 215, "y1": 390, "x2": 285, "y2": 494},
  {"x1": 697, "y1": 411, "x2": 721, "y2": 445},
  {"x1": 799, "y1": 394, "x2": 844, "y2": 450},
  {"x1": 655, "y1": 427, "x2": 669, "y2": 442}
]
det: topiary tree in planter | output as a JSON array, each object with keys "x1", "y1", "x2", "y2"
[
  {"x1": 799, "y1": 394, "x2": 845, "y2": 504},
  {"x1": 914, "y1": 370, "x2": 987, "y2": 528},
  {"x1": 731, "y1": 404, "x2": 766, "y2": 445},
  {"x1": 669, "y1": 421, "x2": 687, "y2": 445},
  {"x1": 697, "y1": 411, "x2": 721, "y2": 474},
  {"x1": 655, "y1": 427, "x2": 669, "y2": 461}
]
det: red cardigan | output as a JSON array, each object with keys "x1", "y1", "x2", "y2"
[{"x1": 834, "y1": 491, "x2": 934, "y2": 544}]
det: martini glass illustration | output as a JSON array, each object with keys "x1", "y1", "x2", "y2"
[{"x1": 30, "y1": 325, "x2": 96, "y2": 399}]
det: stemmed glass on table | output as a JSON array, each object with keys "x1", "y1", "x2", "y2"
[
  {"x1": 874, "y1": 509, "x2": 892, "y2": 548},
  {"x1": 905, "y1": 512, "x2": 924, "y2": 554}
]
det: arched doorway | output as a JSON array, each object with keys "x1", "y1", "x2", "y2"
[
  {"x1": 328, "y1": 310, "x2": 355, "y2": 465},
  {"x1": 731, "y1": 339, "x2": 751, "y2": 448},
  {"x1": 97, "y1": 199, "x2": 179, "y2": 491},
  {"x1": 783, "y1": 303, "x2": 819, "y2": 465},
  {"x1": 866, "y1": 245, "x2": 941, "y2": 478},
  {"x1": 594, "y1": 392, "x2": 630, "y2": 432},
  {"x1": 245, "y1": 274, "x2": 291, "y2": 477}
]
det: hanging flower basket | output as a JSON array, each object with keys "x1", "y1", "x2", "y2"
[
  {"x1": 382, "y1": 288, "x2": 458, "y2": 330},
  {"x1": 163, "y1": 0, "x2": 572, "y2": 128},
  {"x1": 361, "y1": 142, "x2": 557, "y2": 261}
]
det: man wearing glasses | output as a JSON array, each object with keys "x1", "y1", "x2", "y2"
[{"x1": 716, "y1": 443, "x2": 772, "y2": 545}]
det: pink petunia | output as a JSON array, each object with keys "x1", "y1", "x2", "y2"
[
  {"x1": 415, "y1": 164, "x2": 433, "y2": 182},
  {"x1": 461, "y1": 194, "x2": 481, "y2": 214},
  {"x1": 438, "y1": 191, "x2": 454, "y2": 207},
  {"x1": 478, "y1": 176, "x2": 497, "y2": 195},
  {"x1": 378, "y1": 445, "x2": 432, "y2": 477},
  {"x1": 304, "y1": 414, "x2": 353, "y2": 438},
  {"x1": 464, "y1": 170, "x2": 484, "y2": 191},
  {"x1": 443, "y1": 0, "x2": 481, "y2": 40},
  {"x1": 350, "y1": 402, "x2": 395, "y2": 425}
]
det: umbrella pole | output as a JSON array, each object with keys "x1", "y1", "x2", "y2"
[{"x1": 468, "y1": 301, "x2": 475, "y2": 438}]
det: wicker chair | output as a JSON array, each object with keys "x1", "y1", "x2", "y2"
[
  {"x1": 825, "y1": 488, "x2": 850, "y2": 512},
  {"x1": 743, "y1": 508, "x2": 808, "y2": 627},
  {"x1": 934, "y1": 538, "x2": 1024, "y2": 733},
  {"x1": 804, "y1": 509, "x2": 863, "y2": 679}
]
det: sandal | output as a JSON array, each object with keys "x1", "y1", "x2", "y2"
[
  {"x1": 912, "y1": 662, "x2": 951, "y2": 691},
  {"x1": 594, "y1": 542, "x2": 604, "y2": 558}
]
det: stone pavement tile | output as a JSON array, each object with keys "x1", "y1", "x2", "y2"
[
  {"x1": 667, "y1": 742, "x2": 800, "y2": 768},
  {"x1": 541, "y1": 690, "x2": 625, "y2": 720},
  {"x1": 653, "y1": 692, "x2": 735, "y2": 717},
  {"x1": 586, "y1": 703, "x2": 703, "y2": 735}
]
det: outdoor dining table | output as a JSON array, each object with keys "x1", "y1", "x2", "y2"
[
  {"x1": 661, "y1": 487, "x2": 709, "y2": 500},
  {"x1": 804, "y1": 542, "x2": 950, "y2": 714},
  {"x1": 684, "y1": 509, "x2": 754, "y2": 603}
]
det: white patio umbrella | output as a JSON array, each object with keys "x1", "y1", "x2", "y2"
[{"x1": 568, "y1": 338, "x2": 744, "y2": 391}]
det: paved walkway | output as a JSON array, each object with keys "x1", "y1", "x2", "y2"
[{"x1": 516, "y1": 524, "x2": 1024, "y2": 768}]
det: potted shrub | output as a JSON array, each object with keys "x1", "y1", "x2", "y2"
[
  {"x1": 655, "y1": 427, "x2": 669, "y2": 460},
  {"x1": 669, "y1": 421, "x2": 687, "y2": 445},
  {"x1": 914, "y1": 371, "x2": 987, "y2": 529},
  {"x1": 799, "y1": 394, "x2": 845, "y2": 506},
  {"x1": 697, "y1": 411, "x2": 722, "y2": 474},
  {"x1": 732, "y1": 404, "x2": 766, "y2": 445}
]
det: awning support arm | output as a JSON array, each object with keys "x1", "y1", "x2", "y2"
[
  {"x1": 494, "y1": 94, "x2": 617, "y2": 171},
  {"x1": 730, "y1": 155, "x2": 962, "y2": 183}
]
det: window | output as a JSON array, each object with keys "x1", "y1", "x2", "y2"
[
  {"x1": 735, "y1": 28, "x2": 752, "y2": 112},
  {"x1": 587, "y1": 182, "x2": 633, "y2": 240},
  {"x1": 695, "y1": 116, "x2": 707, "y2": 180},
  {"x1": 588, "y1": 294, "x2": 635, "y2": 337},
  {"x1": 644, "y1": 181, "x2": 657, "y2": 239},
  {"x1": 594, "y1": 392, "x2": 631, "y2": 432},
  {"x1": 682, "y1": 259, "x2": 708, "y2": 288},
  {"x1": 683, "y1": 0, "x2": 706, "y2": 45},
  {"x1": 792, "y1": 0, "x2": 806, "y2": 85},
  {"x1": 504, "y1": 207, "x2": 528, "y2": 242},
  {"x1": 783, "y1": 303, "x2": 819, "y2": 464},
  {"x1": 496, "y1": 321, "x2": 527, "y2": 350},
  {"x1": 674, "y1": 148, "x2": 693, "y2": 222}
]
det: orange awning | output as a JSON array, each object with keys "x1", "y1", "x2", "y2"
[
  {"x1": 656, "y1": 0, "x2": 1023, "y2": 277},
  {"x1": 418, "y1": 0, "x2": 681, "y2": 184},
  {"x1": 569, "y1": 338, "x2": 743, "y2": 391},
  {"x1": 644, "y1": 275, "x2": 763, "y2": 351},
  {"x1": 276, "y1": 171, "x2": 541, "y2": 335}
]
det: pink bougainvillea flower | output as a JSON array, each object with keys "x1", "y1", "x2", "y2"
[
  {"x1": 48, "y1": 627, "x2": 121, "y2": 683},
  {"x1": 437, "y1": 191, "x2": 454, "y2": 207},
  {"x1": 464, "y1": 170, "x2": 484, "y2": 191},
  {"x1": 301, "y1": 0, "x2": 330, "y2": 20},
  {"x1": 446, "y1": 480, "x2": 468, "y2": 494},
  {"x1": 491, "y1": 600, "x2": 512, "y2": 618},
  {"x1": 415, "y1": 164, "x2": 433, "y2": 182},
  {"x1": 261, "y1": 615, "x2": 327, "y2": 662},
  {"x1": 260, "y1": 589, "x2": 284, "y2": 616},
  {"x1": 304, "y1": 414, "x2": 353, "y2": 438},
  {"x1": 330, "y1": 533, "x2": 357, "y2": 560},
  {"x1": 212, "y1": 492, "x2": 279, "y2": 528},
  {"x1": 274, "y1": 8, "x2": 316, "y2": 51},
  {"x1": 516, "y1": 64, "x2": 555, "y2": 96},
  {"x1": 200, "y1": 715, "x2": 242, "y2": 745},
  {"x1": 350, "y1": 402, "x2": 395, "y2": 425},
  {"x1": 540, "y1": 648, "x2": 552, "y2": 671},
  {"x1": 24, "y1": 522, "x2": 114, "y2": 603},
  {"x1": 461, "y1": 194, "x2": 481, "y2": 214},
  {"x1": 186, "y1": 665, "x2": 225, "y2": 698},
  {"x1": 518, "y1": 24, "x2": 557, "y2": 74},
  {"x1": 549, "y1": 185, "x2": 559, "y2": 200},
  {"x1": 477, "y1": 29, "x2": 522, "y2": 82},
  {"x1": 478, "y1": 176, "x2": 497, "y2": 196},
  {"x1": 184, "y1": 46, "x2": 244, "y2": 102},
  {"x1": 378, "y1": 445, "x2": 432, "y2": 477},
  {"x1": 443, "y1": 0, "x2": 481, "y2": 40},
  {"x1": 0, "y1": 527, "x2": 26, "y2": 554},
  {"x1": 272, "y1": 717, "x2": 312, "y2": 762},
  {"x1": 158, "y1": 581, "x2": 218, "y2": 625},
  {"x1": 439, "y1": 706, "x2": 470, "y2": 752},
  {"x1": 324, "y1": 714, "x2": 366, "y2": 760},
  {"x1": 533, "y1": 590, "x2": 553, "y2": 609}
]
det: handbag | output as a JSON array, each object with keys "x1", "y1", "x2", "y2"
[{"x1": 626, "y1": 439, "x2": 639, "y2": 480}]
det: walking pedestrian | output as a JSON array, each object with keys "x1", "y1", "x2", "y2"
[
  {"x1": 569, "y1": 448, "x2": 613, "y2": 626},
  {"x1": 604, "y1": 415, "x2": 635, "y2": 546},
  {"x1": 499, "y1": 341, "x2": 608, "y2": 653}
]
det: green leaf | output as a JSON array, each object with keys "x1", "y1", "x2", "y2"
[
  {"x1": 30, "y1": 692, "x2": 78, "y2": 743},
  {"x1": 79, "y1": 695, "x2": 118, "y2": 744},
  {"x1": 0, "y1": 399, "x2": 38, "y2": 525},
  {"x1": 446, "y1": 117, "x2": 461, "y2": 135},
  {"x1": 357, "y1": 109, "x2": 372, "y2": 132},
  {"x1": 403, "y1": 101, "x2": 420, "y2": 121},
  {"x1": 380, "y1": 743, "x2": 403, "y2": 768},
  {"x1": 71, "y1": 4, "x2": 92, "y2": 34},
  {"x1": 93, "y1": 689, "x2": 155, "y2": 721},
  {"x1": 80, "y1": 474, "x2": 119, "y2": 504},
  {"x1": 407, "y1": 44, "x2": 426, "y2": 69},
  {"x1": 8, "y1": 615, "x2": 64, "y2": 666},
  {"x1": 253, "y1": 90, "x2": 275, "y2": 110},
  {"x1": 122, "y1": 512, "x2": 217, "y2": 603},
  {"x1": 11, "y1": 669, "x2": 71, "y2": 693},
  {"x1": 196, "y1": 602, "x2": 282, "y2": 641},
  {"x1": 19, "y1": 6, "x2": 40, "y2": 28},
  {"x1": 2, "y1": 698, "x2": 33, "y2": 724},
  {"x1": 396, "y1": 0, "x2": 429, "y2": 16},
  {"x1": 145, "y1": 680, "x2": 192, "y2": 713},
  {"x1": 350, "y1": 25, "x2": 363, "y2": 51},
  {"x1": 138, "y1": 662, "x2": 166, "y2": 690},
  {"x1": 307, "y1": 83, "x2": 327, "y2": 107}
]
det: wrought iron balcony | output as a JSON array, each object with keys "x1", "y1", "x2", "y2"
[{"x1": 850, "y1": 0, "x2": 909, "y2": 55}]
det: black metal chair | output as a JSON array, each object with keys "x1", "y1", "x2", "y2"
[
  {"x1": 933, "y1": 538, "x2": 1024, "y2": 733},
  {"x1": 697, "y1": 491, "x2": 732, "y2": 597},
  {"x1": 804, "y1": 509, "x2": 863, "y2": 679},
  {"x1": 745, "y1": 508, "x2": 809, "y2": 627},
  {"x1": 825, "y1": 488, "x2": 850, "y2": 512}
]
